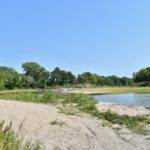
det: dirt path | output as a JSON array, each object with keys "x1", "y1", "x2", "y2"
[{"x1": 0, "y1": 99, "x2": 149, "y2": 150}]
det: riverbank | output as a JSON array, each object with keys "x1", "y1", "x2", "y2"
[
  {"x1": 0, "y1": 99, "x2": 150, "y2": 150},
  {"x1": 1, "y1": 87, "x2": 150, "y2": 95},
  {"x1": 71, "y1": 87, "x2": 150, "y2": 95},
  {"x1": 97, "y1": 102, "x2": 150, "y2": 116}
]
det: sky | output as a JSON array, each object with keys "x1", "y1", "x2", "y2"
[{"x1": 0, "y1": 0, "x2": 150, "y2": 77}]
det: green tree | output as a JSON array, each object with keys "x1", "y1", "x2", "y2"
[
  {"x1": 77, "y1": 72, "x2": 98, "y2": 85},
  {"x1": 22, "y1": 62, "x2": 50, "y2": 88},
  {"x1": 133, "y1": 67, "x2": 150, "y2": 83},
  {"x1": 50, "y1": 67, "x2": 76, "y2": 85},
  {"x1": 0, "y1": 66, "x2": 21, "y2": 89}
]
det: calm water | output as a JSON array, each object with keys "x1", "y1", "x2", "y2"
[{"x1": 94, "y1": 93, "x2": 150, "y2": 106}]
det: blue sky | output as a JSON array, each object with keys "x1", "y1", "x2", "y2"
[{"x1": 0, "y1": 0, "x2": 150, "y2": 77}]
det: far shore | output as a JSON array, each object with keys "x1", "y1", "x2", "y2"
[
  {"x1": 1, "y1": 87, "x2": 150, "y2": 96},
  {"x1": 97, "y1": 102, "x2": 150, "y2": 116},
  {"x1": 69, "y1": 87, "x2": 150, "y2": 95}
]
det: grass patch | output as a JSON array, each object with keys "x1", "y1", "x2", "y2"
[
  {"x1": 0, "y1": 89, "x2": 40, "y2": 94},
  {"x1": 59, "y1": 104, "x2": 79, "y2": 115},
  {"x1": 92, "y1": 110, "x2": 150, "y2": 135},
  {"x1": 0, "y1": 121, "x2": 41, "y2": 150},
  {"x1": 72, "y1": 87, "x2": 150, "y2": 94},
  {"x1": 100, "y1": 120, "x2": 112, "y2": 127},
  {"x1": 50, "y1": 120, "x2": 66, "y2": 127}
]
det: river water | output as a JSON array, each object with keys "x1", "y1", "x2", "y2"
[{"x1": 94, "y1": 93, "x2": 150, "y2": 106}]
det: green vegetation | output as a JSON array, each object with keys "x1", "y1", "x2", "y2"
[
  {"x1": 77, "y1": 72, "x2": 133, "y2": 86},
  {"x1": 51, "y1": 67, "x2": 76, "y2": 85},
  {"x1": 0, "y1": 121, "x2": 40, "y2": 150},
  {"x1": 50, "y1": 120, "x2": 66, "y2": 127},
  {"x1": 59, "y1": 104, "x2": 79, "y2": 115},
  {"x1": 72, "y1": 87, "x2": 150, "y2": 94},
  {"x1": 2, "y1": 62, "x2": 150, "y2": 90},
  {"x1": 97, "y1": 111, "x2": 150, "y2": 135},
  {"x1": 0, "y1": 90, "x2": 149, "y2": 135},
  {"x1": 0, "y1": 89, "x2": 40, "y2": 94},
  {"x1": 133, "y1": 67, "x2": 150, "y2": 83},
  {"x1": 0, "y1": 67, "x2": 21, "y2": 90},
  {"x1": 0, "y1": 62, "x2": 135, "y2": 90}
]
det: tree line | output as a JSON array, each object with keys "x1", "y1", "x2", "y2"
[{"x1": 0, "y1": 62, "x2": 139, "y2": 90}]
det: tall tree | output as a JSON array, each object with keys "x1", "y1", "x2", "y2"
[
  {"x1": 50, "y1": 67, "x2": 76, "y2": 85},
  {"x1": 0, "y1": 66, "x2": 21, "y2": 89},
  {"x1": 133, "y1": 67, "x2": 150, "y2": 83},
  {"x1": 22, "y1": 62, "x2": 50, "y2": 88}
]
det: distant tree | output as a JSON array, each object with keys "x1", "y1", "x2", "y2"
[
  {"x1": 0, "y1": 66, "x2": 21, "y2": 89},
  {"x1": 67, "y1": 71, "x2": 76, "y2": 84},
  {"x1": 50, "y1": 67, "x2": 76, "y2": 85},
  {"x1": 21, "y1": 74, "x2": 35, "y2": 88},
  {"x1": 77, "y1": 72, "x2": 98, "y2": 85},
  {"x1": 22, "y1": 62, "x2": 44, "y2": 79},
  {"x1": 50, "y1": 67, "x2": 62, "y2": 85},
  {"x1": 37, "y1": 71, "x2": 51, "y2": 88},
  {"x1": 108, "y1": 76, "x2": 120, "y2": 86},
  {"x1": 77, "y1": 73, "x2": 89, "y2": 84},
  {"x1": 22, "y1": 62, "x2": 50, "y2": 88},
  {"x1": 133, "y1": 67, "x2": 150, "y2": 83},
  {"x1": 121, "y1": 77, "x2": 134, "y2": 86},
  {"x1": 0, "y1": 62, "x2": 136, "y2": 89},
  {"x1": 96, "y1": 76, "x2": 106, "y2": 86}
]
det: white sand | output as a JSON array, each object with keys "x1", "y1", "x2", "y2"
[
  {"x1": 0, "y1": 99, "x2": 150, "y2": 150},
  {"x1": 97, "y1": 102, "x2": 150, "y2": 116}
]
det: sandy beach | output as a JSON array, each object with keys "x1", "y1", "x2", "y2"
[
  {"x1": 97, "y1": 102, "x2": 150, "y2": 116},
  {"x1": 0, "y1": 99, "x2": 150, "y2": 150}
]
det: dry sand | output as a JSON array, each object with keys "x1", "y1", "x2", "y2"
[
  {"x1": 97, "y1": 102, "x2": 150, "y2": 116},
  {"x1": 0, "y1": 99, "x2": 150, "y2": 150}
]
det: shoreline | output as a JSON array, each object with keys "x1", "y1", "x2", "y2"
[
  {"x1": 69, "y1": 91, "x2": 150, "y2": 95},
  {"x1": 97, "y1": 102, "x2": 150, "y2": 116},
  {"x1": 0, "y1": 99, "x2": 149, "y2": 149},
  {"x1": 67, "y1": 90, "x2": 150, "y2": 108},
  {"x1": 68, "y1": 87, "x2": 150, "y2": 95}
]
